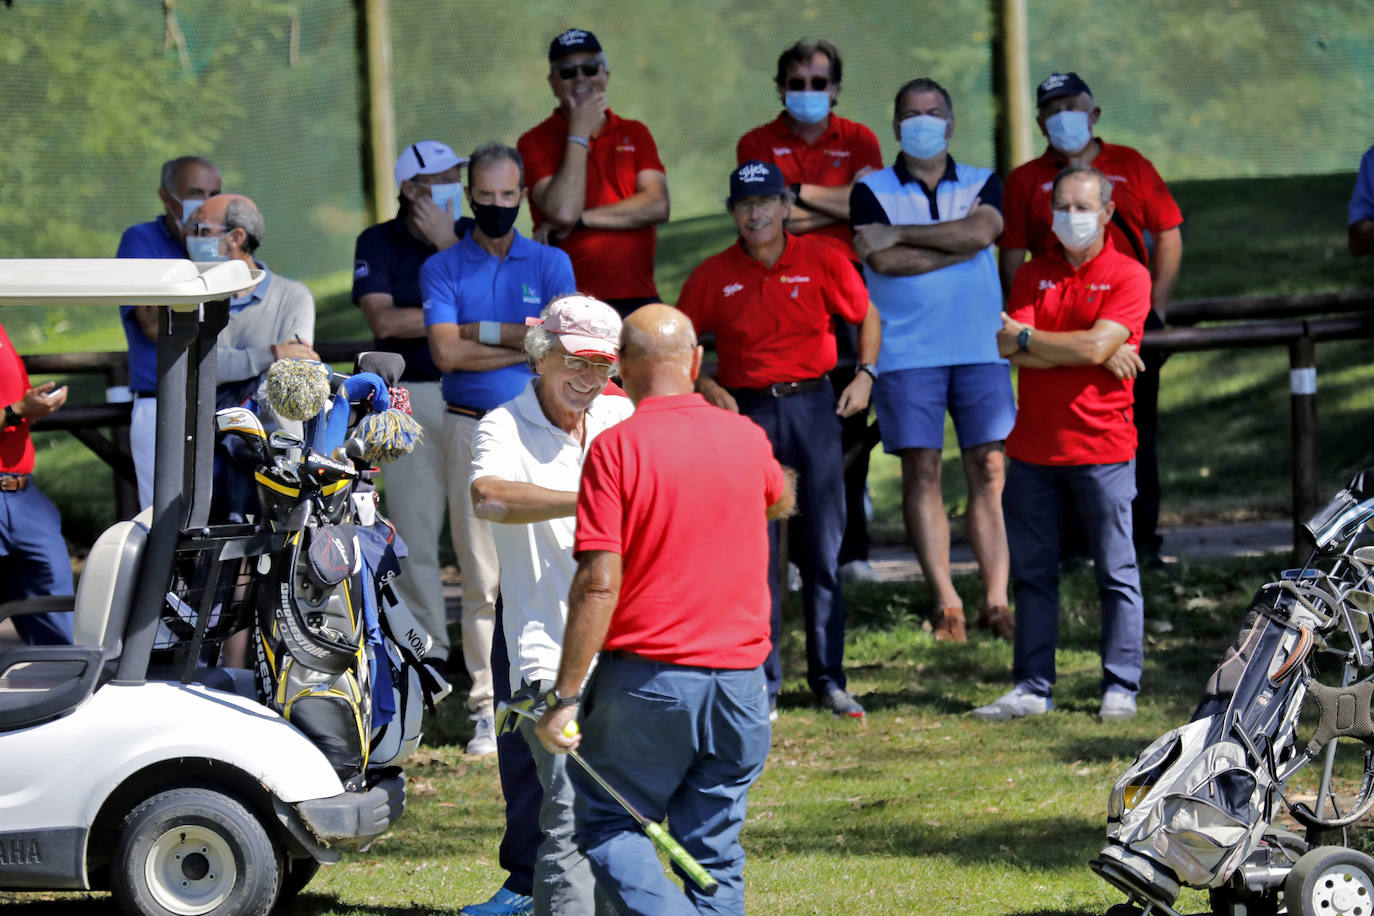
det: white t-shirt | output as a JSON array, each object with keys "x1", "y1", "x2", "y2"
[{"x1": 470, "y1": 379, "x2": 634, "y2": 692}]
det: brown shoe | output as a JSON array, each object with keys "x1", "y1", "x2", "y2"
[
  {"x1": 977, "y1": 605, "x2": 1015, "y2": 640},
  {"x1": 933, "y1": 607, "x2": 968, "y2": 643}
]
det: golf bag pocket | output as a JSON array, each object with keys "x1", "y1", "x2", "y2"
[
  {"x1": 369, "y1": 640, "x2": 424, "y2": 767},
  {"x1": 280, "y1": 663, "x2": 369, "y2": 782}
]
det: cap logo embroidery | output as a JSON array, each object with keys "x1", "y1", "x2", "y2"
[
  {"x1": 723, "y1": 283, "x2": 744, "y2": 297},
  {"x1": 1041, "y1": 73, "x2": 1069, "y2": 92},
  {"x1": 558, "y1": 29, "x2": 589, "y2": 46},
  {"x1": 737, "y1": 162, "x2": 771, "y2": 183}
]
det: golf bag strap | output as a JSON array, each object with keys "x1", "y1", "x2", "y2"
[
  {"x1": 1269, "y1": 625, "x2": 1313, "y2": 683},
  {"x1": 1291, "y1": 746, "x2": 1374, "y2": 829},
  {"x1": 1303, "y1": 679, "x2": 1374, "y2": 759}
]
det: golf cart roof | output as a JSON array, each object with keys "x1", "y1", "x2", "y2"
[{"x1": 0, "y1": 259, "x2": 263, "y2": 308}]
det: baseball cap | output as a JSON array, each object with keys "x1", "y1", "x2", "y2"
[
  {"x1": 548, "y1": 28, "x2": 601, "y2": 62},
  {"x1": 729, "y1": 160, "x2": 787, "y2": 203},
  {"x1": 526, "y1": 294, "x2": 622, "y2": 360},
  {"x1": 394, "y1": 141, "x2": 467, "y2": 186},
  {"x1": 1036, "y1": 72, "x2": 1092, "y2": 107}
]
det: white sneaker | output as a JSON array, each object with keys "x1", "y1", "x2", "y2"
[
  {"x1": 1100, "y1": 689, "x2": 1138, "y2": 722},
  {"x1": 788, "y1": 563, "x2": 802, "y2": 592},
  {"x1": 466, "y1": 714, "x2": 497, "y2": 756},
  {"x1": 840, "y1": 560, "x2": 882, "y2": 584},
  {"x1": 971, "y1": 686, "x2": 1052, "y2": 721}
]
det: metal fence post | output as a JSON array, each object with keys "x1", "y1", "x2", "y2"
[{"x1": 1289, "y1": 330, "x2": 1318, "y2": 549}]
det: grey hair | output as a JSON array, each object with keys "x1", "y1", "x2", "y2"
[
  {"x1": 160, "y1": 156, "x2": 218, "y2": 193},
  {"x1": 1052, "y1": 164, "x2": 1113, "y2": 207},
  {"x1": 467, "y1": 143, "x2": 525, "y2": 188},
  {"x1": 525, "y1": 320, "x2": 558, "y2": 363},
  {"x1": 223, "y1": 197, "x2": 265, "y2": 254},
  {"x1": 893, "y1": 78, "x2": 954, "y2": 120}
]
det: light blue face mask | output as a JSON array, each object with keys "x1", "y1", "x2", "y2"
[
  {"x1": 186, "y1": 234, "x2": 228, "y2": 262},
  {"x1": 784, "y1": 90, "x2": 831, "y2": 125},
  {"x1": 899, "y1": 115, "x2": 948, "y2": 159},
  {"x1": 1046, "y1": 109, "x2": 1093, "y2": 154},
  {"x1": 429, "y1": 182, "x2": 464, "y2": 215}
]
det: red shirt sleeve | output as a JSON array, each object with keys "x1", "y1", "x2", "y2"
[
  {"x1": 1007, "y1": 259, "x2": 1041, "y2": 325},
  {"x1": 851, "y1": 123, "x2": 884, "y2": 174},
  {"x1": 674, "y1": 262, "x2": 717, "y2": 334},
  {"x1": 574, "y1": 433, "x2": 624, "y2": 556},
  {"x1": 822, "y1": 247, "x2": 869, "y2": 324},
  {"x1": 1131, "y1": 154, "x2": 1184, "y2": 234},
  {"x1": 1095, "y1": 260, "x2": 1152, "y2": 338},
  {"x1": 631, "y1": 121, "x2": 665, "y2": 173},
  {"x1": 736, "y1": 125, "x2": 772, "y2": 166},
  {"x1": 999, "y1": 164, "x2": 1033, "y2": 250},
  {"x1": 517, "y1": 122, "x2": 560, "y2": 190}
]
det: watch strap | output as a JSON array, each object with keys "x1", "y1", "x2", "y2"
[{"x1": 546, "y1": 689, "x2": 580, "y2": 709}]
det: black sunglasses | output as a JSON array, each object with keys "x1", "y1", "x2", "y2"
[
  {"x1": 558, "y1": 61, "x2": 601, "y2": 80},
  {"x1": 786, "y1": 76, "x2": 830, "y2": 92}
]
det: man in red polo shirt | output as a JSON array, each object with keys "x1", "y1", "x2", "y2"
[
  {"x1": 737, "y1": 38, "x2": 885, "y2": 586},
  {"x1": 973, "y1": 164, "x2": 1150, "y2": 724},
  {"x1": 518, "y1": 28, "x2": 669, "y2": 319},
  {"x1": 1, "y1": 321, "x2": 73, "y2": 645},
  {"x1": 536, "y1": 303, "x2": 791, "y2": 915},
  {"x1": 1000, "y1": 71, "x2": 1183, "y2": 564},
  {"x1": 677, "y1": 160, "x2": 879, "y2": 721}
]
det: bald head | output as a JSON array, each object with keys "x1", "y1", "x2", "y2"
[
  {"x1": 193, "y1": 193, "x2": 264, "y2": 257},
  {"x1": 618, "y1": 304, "x2": 702, "y2": 403}
]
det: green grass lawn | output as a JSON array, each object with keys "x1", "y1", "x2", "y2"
[{"x1": 8, "y1": 553, "x2": 1365, "y2": 915}]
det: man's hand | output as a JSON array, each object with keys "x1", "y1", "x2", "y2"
[
  {"x1": 1103, "y1": 342, "x2": 1146, "y2": 380},
  {"x1": 997, "y1": 311, "x2": 1028, "y2": 358},
  {"x1": 409, "y1": 194, "x2": 461, "y2": 251},
  {"x1": 15, "y1": 381, "x2": 67, "y2": 421},
  {"x1": 531, "y1": 222, "x2": 571, "y2": 246},
  {"x1": 568, "y1": 91, "x2": 608, "y2": 139},
  {"x1": 835, "y1": 371, "x2": 873, "y2": 417},
  {"x1": 853, "y1": 224, "x2": 900, "y2": 261},
  {"x1": 697, "y1": 375, "x2": 739, "y2": 413},
  {"x1": 535, "y1": 703, "x2": 580, "y2": 754},
  {"x1": 273, "y1": 340, "x2": 320, "y2": 361}
]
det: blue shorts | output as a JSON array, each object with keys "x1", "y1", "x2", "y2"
[{"x1": 875, "y1": 362, "x2": 1016, "y2": 452}]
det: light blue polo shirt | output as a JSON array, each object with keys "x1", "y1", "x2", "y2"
[
  {"x1": 420, "y1": 231, "x2": 576, "y2": 410},
  {"x1": 851, "y1": 156, "x2": 1005, "y2": 371}
]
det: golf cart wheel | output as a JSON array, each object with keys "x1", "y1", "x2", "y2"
[
  {"x1": 1285, "y1": 846, "x2": 1374, "y2": 916},
  {"x1": 277, "y1": 856, "x2": 321, "y2": 903},
  {"x1": 1104, "y1": 904, "x2": 1143, "y2": 916},
  {"x1": 111, "y1": 787, "x2": 281, "y2": 916}
]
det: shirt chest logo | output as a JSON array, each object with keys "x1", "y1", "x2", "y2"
[
  {"x1": 616, "y1": 138, "x2": 636, "y2": 152},
  {"x1": 723, "y1": 282, "x2": 744, "y2": 297},
  {"x1": 521, "y1": 283, "x2": 540, "y2": 304},
  {"x1": 825, "y1": 149, "x2": 850, "y2": 159},
  {"x1": 772, "y1": 147, "x2": 792, "y2": 157}
]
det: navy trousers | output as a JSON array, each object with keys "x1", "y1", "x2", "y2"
[{"x1": 1, "y1": 484, "x2": 74, "y2": 644}]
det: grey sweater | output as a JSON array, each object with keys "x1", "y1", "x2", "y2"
[{"x1": 216, "y1": 269, "x2": 315, "y2": 384}]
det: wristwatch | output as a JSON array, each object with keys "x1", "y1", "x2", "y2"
[
  {"x1": 1017, "y1": 327, "x2": 1034, "y2": 353},
  {"x1": 546, "y1": 689, "x2": 580, "y2": 710},
  {"x1": 2, "y1": 404, "x2": 19, "y2": 428},
  {"x1": 857, "y1": 363, "x2": 879, "y2": 381}
]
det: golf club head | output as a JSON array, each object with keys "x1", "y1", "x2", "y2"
[
  {"x1": 301, "y1": 449, "x2": 359, "y2": 489},
  {"x1": 215, "y1": 407, "x2": 268, "y2": 457}
]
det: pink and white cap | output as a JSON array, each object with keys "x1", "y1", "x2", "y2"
[{"x1": 526, "y1": 294, "x2": 622, "y2": 361}]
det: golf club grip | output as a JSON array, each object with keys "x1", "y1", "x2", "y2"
[{"x1": 643, "y1": 821, "x2": 718, "y2": 895}]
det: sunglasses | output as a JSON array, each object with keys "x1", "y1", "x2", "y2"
[
  {"x1": 561, "y1": 354, "x2": 616, "y2": 378},
  {"x1": 786, "y1": 76, "x2": 830, "y2": 92},
  {"x1": 558, "y1": 61, "x2": 601, "y2": 80}
]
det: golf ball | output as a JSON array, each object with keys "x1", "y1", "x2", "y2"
[{"x1": 563, "y1": 721, "x2": 579, "y2": 738}]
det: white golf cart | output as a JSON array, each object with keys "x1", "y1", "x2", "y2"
[{"x1": 0, "y1": 259, "x2": 406, "y2": 916}]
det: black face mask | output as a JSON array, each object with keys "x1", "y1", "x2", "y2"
[{"x1": 470, "y1": 201, "x2": 520, "y2": 238}]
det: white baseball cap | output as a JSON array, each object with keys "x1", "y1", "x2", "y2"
[{"x1": 394, "y1": 140, "x2": 467, "y2": 186}]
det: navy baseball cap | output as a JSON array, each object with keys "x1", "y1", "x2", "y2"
[
  {"x1": 549, "y1": 28, "x2": 601, "y2": 61},
  {"x1": 729, "y1": 160, "x2": 786, "y2": 202},
  {"x1": 1036, "y1": 72, "x2": 1092, "y2": 106}
]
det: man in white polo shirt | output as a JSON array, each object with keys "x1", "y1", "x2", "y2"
[{"x1": 469, "y1": 294, "x2": 631, "y2": 916}]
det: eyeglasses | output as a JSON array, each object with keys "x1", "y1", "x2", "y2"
[
  {"x1": 562, "y1": 354, "x2": 616, "y2": 378},
  {"x1": 786, "y1": 76, "x2": 830, "y2": 92},
  {"x1": 557, "y1": 61, "x2": 601, "y2": 80}
]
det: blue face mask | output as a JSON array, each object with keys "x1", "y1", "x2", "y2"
[
  {"x1": 186, "y1": 234, "x2": 228, "y2": 262},
  {"x1": 899, "y1": 115, "x2": 948, "y2": 159},
  {"x1": 1046, "y1": 109, "x2": 1093, "y2": 154},
  {"x1": 429, "y1": 182, "x2": 464, "y2": 215},
  {"x1": 784, "y1": 90, "x2": 831, "y2": 125}
]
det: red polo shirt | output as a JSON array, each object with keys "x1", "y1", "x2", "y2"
[
  {"x1": 1005, "y1": 237, "x2": 1152, "y2": 467},
  {"x1": 575, "y1": 392, "x2": 784, "y2": 668},
  {"x1": 676, "y1": 233, "x2": 868, "y2": 389},
  {"x1": 0, "y1": 323, "x2": 34, "y2": 474},
  {"x1": 518, "y1": 108, "x2": 665, "y2": 301},
  {"x1": 1001, "y1": 140, "x2": 1183, "y2": 265},
  {"x1": 737, "y1": 113, "x2": 883, "y2": 261}
]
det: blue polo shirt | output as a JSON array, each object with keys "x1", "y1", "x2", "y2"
[
  {"x1": 117, "y1": 216, "x2": 187, "y2": 393},
  {"x1": 1350, "y1": 145, "x2": 1374, "y2": 226},
  {"x1": 420, "y1": 231, "x2": 575, "y2": 410},
  {"x1": 850, "y1": 156, "x2": 1005, "y2": 371},
  {"x1": 353, "y1": 215, "x2": 475, "y2": 383}
]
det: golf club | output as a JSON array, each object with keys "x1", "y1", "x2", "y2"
[{"x1": 497, "y1": 701, "x2": 719, "y2": 896}]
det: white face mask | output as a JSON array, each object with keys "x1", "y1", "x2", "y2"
[{"x1": 1051, "y1": 209, "x2": 1103, "y2": 250}]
